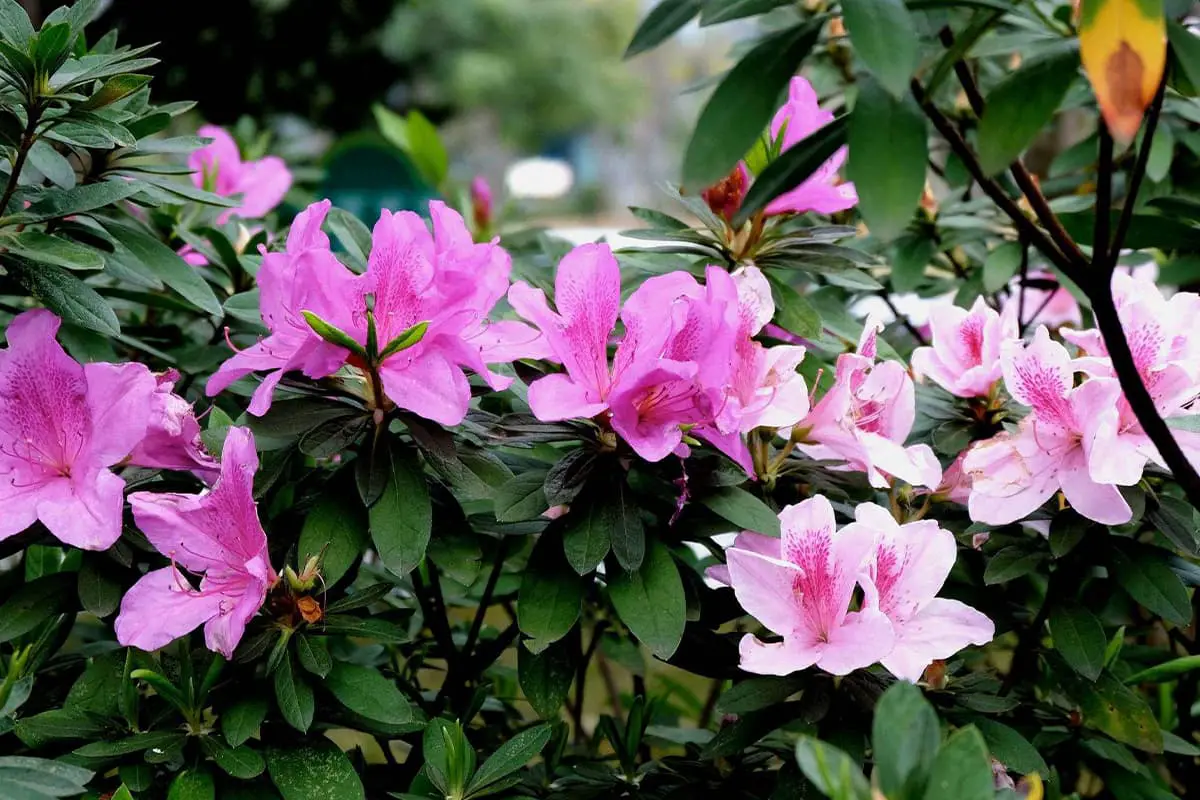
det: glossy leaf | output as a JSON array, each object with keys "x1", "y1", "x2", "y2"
[
  {"x1": 607, "y1": 540, "x2": 685, "y2": 659},
  {"x1": 842, "y1": 0, "x2": 919, "y2": 98},
  {"x1": 978, "y1": 46, "x2": 1079, "y2": 175},
  {"x1": 369, "y1": 443, "x2": 432, "y2": 576},
  {"x1": 848, "y1": 75, "x2": 927, "y2": 241}
]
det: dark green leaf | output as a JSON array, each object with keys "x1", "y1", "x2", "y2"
[
  {"x1": 842, "y1": 0, "x2": 918, "y2": 98},
  {"x1": 700, "y1": 486, "x2": 780, "y2": 535},
  {"x1": 316, "y1": 615, "x2": 409, "y2": 643},
  {"x1": 562, "y1": 492, "x2": 614, "y2": 575},
  {"x1": 296, "y1": 636, "x2": 332, "y2": 679},
  {"x1": 326, "y1": 662, "x2": 418, "y2": 727},
  {"x1": 922, "y1": 727, "x2": 993, "y2": 800},
  {"x1": 0, "y1": 0, "x2": 34, "y2": 46},
  {"x1": 625, "y1": 0, "x2": 703, "y2": 58},
  {"x1": 517, "y1": 532, "x2": 583, "y2": 647},
  {"x1": 77, "y1": 555, "x2": 120, "y2": 617},
  {"x1": 873, "y1": 682, "x2": 940, "y2": 797},
  {"x1": 716, "y1": 675, "x2": 805, "y2": 715},
  {"x1": 612, "y1": 478, "x2": 646, "y2": 572},
  {"x1": 977, "y1": 47, "x2": 1079, "y2": 175},
  {"x1": 100, "y1": 219, "x2": 222, "y2": 315},
  {"x1": 1048, "y1": 654, "x2": 1163, "y2": 752},
  {"x1": 982, "y1": 241, "x2": 1024, "y2": 294},
  {"x1": 1149, "y1": 495, "x2": 1199, "y2": 554},
  {"x1": 370, "y1": 443, "x2": 432, "y2": 576},
  {"x1": 273, "y1": 655, "x2": 314, "y2": 733},
  {"x1": 81, "y1": 73, "x2": 151, "y2": 110},
  {"x1": 1168, "y1": 21, "x2": 1200, "y2": 95},
  {"x1": 326, "y1": 208, "x2": 372, "y2": 267},
  {"x1": 1049, "y1": 600, "x2": 1107, "y2": 681},
  {"x1": 608, "y1": 540, "x2": 685, "y2": 659},
  {"x1": 467, "y1": 724, "x2": 552, "y2": 795},
  {"x1": 168, "y1": 769, "x2": 214, "y2": 800},
  {"x1": 767, "y1": 273, "x2": 822, "y2": 339},
  {"x1": 1108, "y1": 542, "x2": 1191, "y2": 625},
  {"x1": 518, "y1": 638, "x2": 576, "y2": 719},
  {"x1": 700, "y1": 0, "x2": 795, "y2": 25},
  {"x1": 9, "y1": 261, "x2": 119, "y2": 335},
  {"x1": 683, "y1": 21, "x2": 823, "y2": 188},
  {"x1": 6, "y1": 230, "x2": 101, "y2": 270},
  {"x1": 22, "y1": 179, "x2": 141, "y2": 222},
  {"x1": 1124, "y1": 654, "x2": 1200, "y2": 685},
  {"x1": 221, "y1": 695, "x2": 268, "y2": 749},
  {"x1": 27, "y1": 140, "x2": 75, "y2": 188},
  {"x1": 298, "y1": 492, "x2": 368, "y2": 587},
  {"x1": 266, "y1": 742, "x2": 365, "y2": 800},
  {"x1": 494, "y1": 471, "x2": 549, "y2": 523},
  {"x1": 890, "y1": 234, "x2": 935, "y2": 293},
  {"x1": 848, "y1": 75, "x2": 927, "y2": 241},
  {"x1": 983, "y1": 546, "x2": 1046, "y2": 585},
  {"x1": 202, "y1": 737, "x2": 266, "y2": 780},
  {"x1": 735, "y1": 116, "x2": 847, "y2": 226},
  {"x1": 973, "y1": 719, "x2": 1047, "y2": 777},
  {"x1": 14, "y1": 709, "x2": 107, "y2": 748},
  {"x1": 0, "y1": 757, "x2": 92, "y2": 800},
  {"x1": 0, "y1": 573, "x2": 74, "y2": 643},
  {"x1": 73, "y1": 730, "x2": 186, "y2": 758},
  {"x1": 543, "y1": 449, "x2": 596, "y2": 507}
]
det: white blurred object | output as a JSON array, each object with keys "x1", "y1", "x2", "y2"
[
  {"x1": 548, "y1": 226, "x2": 665, "y2": 250},
  {"x1": 505, "y1": 157, "x2": 575, "y2": 199}
]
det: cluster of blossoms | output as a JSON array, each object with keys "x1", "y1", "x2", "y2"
[{"x1": 914, "y1": 270, "x2": 1200, "y2": 527}]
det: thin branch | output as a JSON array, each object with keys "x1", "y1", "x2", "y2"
[
  {"x1": 0, "y1": 108, "x2": 39, "y2": 215},
  {"x1": 462, "y1": 539, "x2": 509, "y2": 662},
  {"x1": 879, "y1": 292, "x2": 928, "y2": 346},
  {"x1": 937, "y1": 27, "x2": 1088, "y2": 271},
  {"x1": 1108, "y1": 75, "x2": 1168, "y2": 268},
  {"x1": 1016, "y1": 234, "x2": 1029, "y2": 330},
  {"x1": 1094, "y1": 123, "x2": 1115, "y2": 263}
]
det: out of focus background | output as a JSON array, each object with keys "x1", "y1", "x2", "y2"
[{"x1": 18, "y1": 0, "x2": 767, "y2": 233}]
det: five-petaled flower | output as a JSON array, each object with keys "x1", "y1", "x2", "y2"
[
  {"x1": 912, "y1": 297, "x2": 1014, "y2": 399},
  {"x1": 190, "y1": 125, "x2": 292, "y2": 223}
]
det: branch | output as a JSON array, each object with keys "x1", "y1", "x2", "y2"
[
  {"x1": 462, "y1": 539, "x2": 509, "y2": 661},
  {"x1": 0, "y1": 108, "x2": 39, "y2": 215},
  {"x1": 878, "y1": 291, "x2": 928, "y2": 346},
  {"x1": 1108, "y1": 74, "x2": 1168, "y2": 268},
  {"x1": 1094, "y1": 123, "x2": 1115, "y2": 262}
]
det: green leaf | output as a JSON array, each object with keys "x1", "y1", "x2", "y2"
[
  {"x1": 467, "y1": 724, "x2": 552, "y2": 796},
  {"x1": 372, "y1": 105, "x2": 447, "y2": 188},
  {"x1": 100, "y1": 219, "x2": 223, "y2": 316},
  {"x1": 168, "y1": 769, "x2": 215, "y2": 800},
  {"x1": 1125, "y1": 654, "x2": 1200, "y2": 685},
  {"x1": 517, "y1": 532, "x2": 583, "y2": 647},
  {"x1": 28, "y1": 139, "x2": 76, "y2": 188},
  {"x1": 608, "y1": 540, "x2": 685, "y2": 659},
  {"x1": 700, "y1": 486, "x2": 780, "y2": 536},
  {"x1": 518, "y1": 638, "x2": 576, "y2": 719},
  {"x1": 317, "y1": 615, "x2": 409, "y2": 643},
  {"x1": 1169, "y1": 20, "x2": 1200, "y2": 95},
  {"x1": 735, "y1": 116, "x2": 847, "y2": 226},
  {"x1": 0, "y1": 573, "x2": 74, "y2": 643},
  {"x1": 369, "y1": 443, "x2": 432, "y2": 576},
  {"x1": 33, "y1": 22, "x2": 72, "y2": 74},
  {"x1": 299, "y1": 493, "x2": 368, "y2": 586},
  {"x1": 794, "y1": 737, "x2": 871, "y2": 800},
  {"x1": 296, "y1": 636, "x2": 332, "y2": 679},
  {"x1": 611, "y1": 478, "x2": 646, "y2": 572},
  {"x1": 6, "y1": 230, "x2": 102, "y2": 270},
  {"x1": 977, "y1": 46, "x2": 1079, "y2": 175},
  {"x1": 890, "y1": 233, "x2": 935, "y2": 294},
  {"x1": 379, "y1": 320, "x2": 429, "y2": 359},
  {"x1": 1108, "y1": 542, "x2": 1191, "y2": 625},
  {"x1": 73, "y1": 730, "x2": 186, "y2": 758},
  {"x1": 847, "y1": 75, "x2": 927, "y2": 242},
  {"x1": 1049, "y1": 600, "x2": 1107, "y2": 681},
  {"x1": 0, "y1": 0, "x2": 34, "y2": 46},
  {"x1": 563, "y1": 492, "x2": 614, "y2": 575},
  {"x1": 202, "y1": 737, "x2": 266, "y2": 780},
  {"x1": 301, "y1": 311, "x2": 366, "y2": 357},
  {"x1": 22, "y1": 179, "x2": 141, "y2": 222},
  {"x1": 273, "y1": 654, "x2": 314, "y2": 733},
  {"x1": 1048, "y1": 654, "x2": 1163, "y2": 752},
  {"x1": 1148, "y1": 495, "x2": 1199, "y2": 554},
  {"x1": 543, "y1": 449, "x2": 597, "y2": 506},
  {"x1": 982, "y1": 241, "x2": 1024, "y2": 294},
  {"x1": 494, "y1": 471, "x2": 549, "y2": 523},
  {"x1": 625, "y1": 0, "x2": 703, "y2": 57},
  {"x1": 9, "y1": 261, "x2": 119, "y2": 335},
  {"x1": 266, "y1": 742, "x2": 365, "y2": 800},
  {"x1": 922, "y1": 727, "x2": 993, "y2": 800},
  {"x1": 842, "y1": 0, "x2": 918, "y2": 98},
  {"x1": 700, "y1": 0, "x2": 795, "y2": 25},
  {"x1": 77, "y1": 555, "x2": 121, "y2": 617},
  {"x1": 983, "y1": 546, "x2": 1046, "y2": 585},
  {"x1": 973, "y1": 719, "x2": 1048, "y2": 777},
  {"x1": 326, "y1": 207, "x2": 372, "y2": 267},
  {"x1": 766, "y1": 273, "x2": 822, "y2": 339},
  {"x1": 873, "y1": 682, "x2": 940, "y2": 797},
  {"x1": 326, "y1": 662, "x2": 417, "y2": 727},
  {"x1": 81, "y1": 72, "x2": 151, "y2": 110},
  {"x1": 0, "y1": 757, "x2": 92, "y2": 800},
  {"x1": 683, "y1": 20, "x2": 823, "y2": 189},
  {"x1": 14, "y1": 709, "x2": 107, "y2": 748},
  {"x1": 221, "y1": 695, "x2": 268, "y2": 749},
  {"x1": 715, "y1": 676, "x2": 805, "y2": 715}
]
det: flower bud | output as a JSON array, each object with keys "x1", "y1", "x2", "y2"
[
  {"x1": 701, "y1": 162, "x2": 750, "y2": 224},
  {"x1": 297, "y1": 596, "x2": 323, "y2": 624},
  {"x1": 471, "y1": 175, "x2": 493, "y2": 234}
]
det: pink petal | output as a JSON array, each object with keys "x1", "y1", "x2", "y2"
[
  {"x1": 527, "y1": 373, "x2": 609, "y2": 421},
  {"x1": 377, "y1": 350, "x2": 471, "y2": 426},
  {"x1": 81, "y1": 362, "x2": 156, "y2": 465},
  {"x1": 231, "y1": 155, "x2": 292, "y2": 219},
  {"x1": 1059, "y1": 450, "x2": 1131, "y2": 525},
  {"x1": 727, "y1": 547, "x2": 806, "y2": 635},
  {"x1": 115, "y1": 566, "x2": 226, "y2": 653},
  {"x1": 964, "y1": 431, "x2": 1063, "y2": 525},
  {"x1": 1001, "y1": 327, "x2": 1075, "y2": 426},
  {"x1": 882, "y1": 598, "x2": 995, "y2": 682},
  {"x1": 816, "y1": 608, "x2": 894, "y2": 676},
  {"x1": 202, "y1": 571, "x2": 270, "y2": 658},
  {"x1": 739, "y1": 633, "x2": 821, "y2": 676},
  {"x1": 36, "y1": 469, "x2": 126, "y2": 551}
]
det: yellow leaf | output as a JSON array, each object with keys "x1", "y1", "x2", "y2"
[{"x1": 1079, "y1": 0, "x2": 1166, "y2": 142}]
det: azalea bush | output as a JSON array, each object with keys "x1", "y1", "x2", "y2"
[{"x1": 2, "y1": 0, "x2": 1200, "y2": 799}]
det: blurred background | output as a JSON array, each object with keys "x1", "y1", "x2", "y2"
[{"x1": 17, "y1": 0, "x2": 765, "y2": 234}]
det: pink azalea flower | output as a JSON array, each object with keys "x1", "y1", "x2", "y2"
[
  {"x1": 116, "y1": 427, "x2": 275, "y2": 658},
  {"x1": 847, "y1": 503, "x2": 994, "y2": 681},
  {"x1": 190, "y1": 125, "x2": 292, "y2": 223},
  {"x1": 206, "y1": 200, "x2": 358, "y2": 416},
  {"x1": 344, "y1": 201, "x2": 545, "y2": 425},
  {"x1": 1008, "y1": 270, "x2": 1082, "y2": 328},
  {"x1": 964, "y1": 327, "x2": 1131, "y2": 525},
  {"x1": 796, "y1": 319, "x2": 942, "y2": 489},
  {"x1": 0, "y1": 310, "x2": 155, "y2": 550},
  {"x1": 127, "y1": 369, "x2": 219, "y2": 482},
  {"x1": 1061, "y1": 272, "x2": 1200, "y2": 483},
  {"x1": 912, "y1": 297, "x2": 1016, "y2": 398},
  {"x1": 763, "y1": 77, "x2": 858, "y2": 217},
  {"x1": 725, "y1": 495, "x2": 894, "y2": 676}
]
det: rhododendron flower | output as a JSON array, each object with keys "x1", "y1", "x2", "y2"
[
  {"x1": 764, "y1": 77, "x2": 858, "y2": 217},
  {"x1": 912, "y1": 297, "x2": 1015, "y2": 398},
  {"x1": 190, "y1": 125, "x2": 292, "y2": 223},
  {"x1": 0, "y1": 310, "x2": 155, "y2": 550},
  {"x1": 1061, "y1": 271, "x2": 1200, "y2": 483},
  {"x1": 510, "y1": 246, "x2": 751, "y2": 467},
  {"x1": 796, "y1": 319, "x2": 942, "y2": 489},
  {"x1": 207, "y1": 200, "x2": 358, "y2": 415},
  {"x1": 965, "y1": 327, "x2": 1131, "y2": 525},
  {"x1": 127, "y1": 369, "x2": 219, "y2": 482},
  {"x1": 848, "y1": 503, "x2": 994, "y2": 681},
  {"x1": 116, "y1": 427, "x2": 275, "y2": 658},
  {"x1": 725, "y1": 495, "x2": 893, "y2": 676}
]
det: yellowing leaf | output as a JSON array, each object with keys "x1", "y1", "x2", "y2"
[{"x1": 1079, "y1": 0, "x2": 1166, "y2": 142}]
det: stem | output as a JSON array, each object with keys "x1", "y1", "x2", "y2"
[
  {"x1": 1, "y1": 107, "x2": 39, "y2": 215},
  {"x1": 462, "y1": 540, "x2": 509, "y2": 662},
  {"x1": 1000, "y1": 573, "x2": 1057, "y2": 696},
  {"x1": 879, "y1": 292, "x2": 928, "y2": 346},
  {"x1": 1093, "y1": 123, "x2": 1114, "y2": 261},
  {"x1": 1016, "y1": 235, "x2": 1029, "y2": 331},
  {"x1": 1107, "y1": 75, "x2": 1168, "y2": 269},
  {"x1": 573, "y1": 621, "x2": 608, "y2": 745}
]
